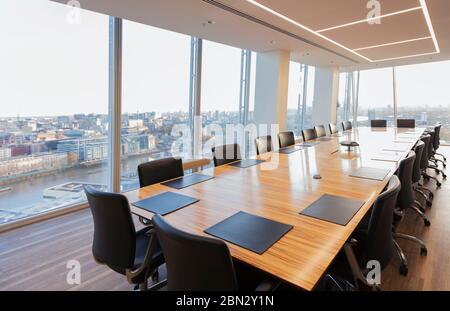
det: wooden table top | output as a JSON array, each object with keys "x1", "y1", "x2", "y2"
[{"x1": 126, "y1": 127, "x2": 424, "y2": 291}]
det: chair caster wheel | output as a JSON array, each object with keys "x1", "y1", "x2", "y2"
[
  {"x1": 437, "y1": 182, "x2": 442, "y2": 188},
  {"x1": 443, "y1": 174, "x2": 447, "y2": 180},
  {"x1": 435, "y1": 169, "x2": 440, "y2": 174},
  {"x1": 420, "y1": 247, "x2": 428, "y2": 256},
  {"x1": 424, "y1": 218, "x2": 431, "y2": 226},
  {"x1": 426, "y1": 200, "x2": 432, "y2": 207},
  {"x1": 424, "y1": 176, "x2": 430, "y2": 181},
  {"x1": 399, "y1": 264, "x2": 408, "y2": 276},
  {"x1": 419, "y1": 206, "x2": 426, "y2": 213},
  {"x1": 429, "y1": 193, "x2": 434, "y2": 199}
]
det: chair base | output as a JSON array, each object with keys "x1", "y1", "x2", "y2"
[{"x1": 393, "y1": 233, "x2": 428, "y2": 276}]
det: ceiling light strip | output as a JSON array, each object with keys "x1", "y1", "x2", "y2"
[
  {"x1": 419, "y1": 0, "x2": 440, "y2": 53},
  {"x1": 245, "y1": 0, "x2": 373, "y2": 62},
  {"x1": 353, "y1": 36, "x2": 432, "y2": 51},
  {"x1": 373, "y1": 51, "x2": 439, "y2": 63},
  {"x1": 317, "y1": 6, "x2": 422, "y2": 33}
]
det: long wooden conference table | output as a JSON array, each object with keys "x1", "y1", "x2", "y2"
[{"x1": 126, "y1": 127, "x2": 425, "y2": 291}]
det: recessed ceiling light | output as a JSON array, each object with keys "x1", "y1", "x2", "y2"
[
  {"x1": 419, "y1": 0, "x2": 440, "y2": 53},
  {"x1": 317, "y1": 7, "x2": 422, "y2": 33},
  {"x1": 269, "y1": 40, "x2": 276, "y2": 44},
  {"x1": 207, "y1": 20, "x2": 216, "y2": 25},
  {"x1": 245, "y1": 0, "x2": 372, "y2": 62},
  {"x1": 373, "y1": 51, "x2": 439, "y2": 63},
  {"x1": 353, "y1": 36, "x2": 432, "y2": 51},
  {"x1": 246, "y1": 0, "x2": 440, "y2": 63}
]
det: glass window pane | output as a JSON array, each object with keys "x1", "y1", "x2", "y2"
[
  {"x1": 121, "y1": 20, "x2": 191, "y2": 191},
  {"x1": 201, "y1": 40, "x2": 241, "y2": 155},
  {"x1": 396, "y1": 60, "x2": 450, "y2": 141},
  {"x1": 337, "y1": 72, "x2": 355, "y2": 126},
  {"x1": 304, "y1": 66, "x2": 315, "y2": 129},
  {"x1": 287, "y1": 62, "x2": 302, "y2": 136},
  {"x1": 357, "y1": 68, "x2": 394, "y2": 126},
  {"x1": 0, "y1": 0, "x2": 109, "y2": 225}
]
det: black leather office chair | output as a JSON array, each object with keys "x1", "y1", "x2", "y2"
[
  {"x1": 329, "y1": 123, "x2": 339, "y2": 134},
  {"x1": 212, "y1": 143, "x2": 241, "y2": 167},
  {"x1": 342, "y1": 121, "x2": 352, "y2": 131},
  {"x1": 412, "y1": 141, "x2": 433, "y2": 208},
  {"x1": 255, "y1": 135, "x2": 272, "y2": 155},
  {"x1": 302, "y1": 128, "x2": 317, "y2": 141},
  {"x1": 397, "y1": 119, "x2": 415, "y2": 128},
  {"x1": 370, "y1": 120, "x2": 387, "y2": 128},
  {"x1": 430, "y1": 124, "x2": 446, "y2": 167},
  {"x1": 433, "y1": 123, "x2": 447, "y2": 162},
  {"x1": 344, "y1": 176, "x2": 401, "y2": 290},
  {"x1": 84, "y1": 186, "x2": 165, "y2": 290},
  {"x1": 396, "y1": 151, "x2": 430, "y2": 226},
  {"x1": 278, "y1": 131, "x2": 296, "y2": 148},
  {"x1": 315, "y1": 125, "x2": 327, "y2": 138},
  {"x1": 393, "y1": 151, "x2": 429, "y2": 276},
  {"x1": 152, "y1": 214, "x2": 280, "y2": 291},
  {"x1": 137, "y1": 157, "x2": 184, "y2": 225},
  {"x1": 138, "y1": 157, "x2": 184, "y2": 188},
  {"x1": 420, "y1": 134, "x2": 442, "y2": 188},
  {"x1": 423, "y1": 130, "x2": 447, "y2": 180}
]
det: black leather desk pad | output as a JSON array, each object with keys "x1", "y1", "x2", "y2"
[
  {"x1": 300, "y1": 194, "x2": 365, "y2": 226},
  {"x1": 161, "y1": 174, "x2": 214, "y2": 189},
  {"x1": 299, "y1": 142, "x2": 320, "y2": 147},
  {"x1": 133, "y1": 192, "x2": 199, "y2": 216},
  {"x1": 228, "y1": 159, "x2": 265, "y2": 168},
  {"x1": 277, "y1": 147, "x2": 302, "y2": 154},
  {"x1": 204, "y1": 211, "x2": 293, "y2": 254},
  {"x1": 371, "y1": 153, "x2": 402, "y2": 162},
  {"x1": 350, "y1": 167, "x2": 390, "y2": 181}
]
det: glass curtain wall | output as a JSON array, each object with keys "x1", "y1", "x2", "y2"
[{"x1": 0, "y1": 0, "x2": 109, "y2": 224}]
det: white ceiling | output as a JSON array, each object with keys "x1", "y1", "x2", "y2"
[{"x1": 51, "y1": 0, "x2": 450, "y2": 71}]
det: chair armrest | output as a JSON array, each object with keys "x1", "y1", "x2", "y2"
[{"x1": 126, "y1": 228, "x2": 159, "y2": 284}]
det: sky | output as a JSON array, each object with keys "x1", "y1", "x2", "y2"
[{"x1": 1, "y1": 0, "x2": 449, "y2": 118}]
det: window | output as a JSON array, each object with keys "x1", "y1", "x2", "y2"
[
  {"x1": 121, "y1": 20, "x2": 192, "y2": 191},
  {"x1": 337, "y1": 72, "x2": 355, "y2": 125},
  {"x1": 304, "y1": 66, "x2": 315, "y2": 129},
  {"x1": 201, "y1": 40, "x2": 242, "y2": 155},
  {"x1": 396, "y1": 60, "x2": 450, "y2": 141},
  {"x1": 287, "y1": 63, "x2": 314, "y2": 135},
  {"x1": 0, "y1": 0, "x2": 109, "y2": 224},
  {"x1": 357, "y1": 68, "x2": 394, "y2": 126},
  {"x1": 287, "y1": 62, "x2": 304, "y2": 136}
]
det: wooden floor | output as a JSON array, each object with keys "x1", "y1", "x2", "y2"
[{"x1": 0, "y1": 147, "x2": 449, "y2": 291}]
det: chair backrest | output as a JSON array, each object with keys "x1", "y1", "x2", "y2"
[
  {"x1": 397, "y1": 119, "x2": 415, "y2": 128},
  {"x1": 342, "y1": 121, "x2": 352, "y2": 131},
  {"x1": 302, "y1": 128, "x2": 317, "y2": 141},
  {"x1": 138, "y1": 157, "x2": 184, "y2": 188},
  {"x1": 255, "y1": 135, "x2": 272, "y2": 155},
  {"x1": 365, "y1": 175, "x2": 401, "y2": 269},
  {"x1": 433, "y1": 124, "x2": 441, "y2": 150},
  {"x1": 212, "y1": 143, "x2": 241, "y2": 167},
  {"x1": 278, "y1": 131, "x2": 296, "y2": 148},
  {"x1": 84, "y1": 185, "x2": 136, "y2": 271},
  {"x1": 412, "y1": 141, "x2": 425, "y2": 183},
  {"x1": 396, "y1": 151, "x2": 416, "y2": 210},
  {"x1": 329, "y1": 123, "x2": 339, "y2": 134},
  {"x1": 371, "y1": 120, "x2": 387, "y2": 128},
  {"x1": 153, "y1": 214, "x2": 238, "y2": 291},
  {"x1": 425, "y1": 130, "x2": 435, "y2": 157},
  {"x1": 314, "y1": 125, "x2": 327, "y2": 138},
  {"x1": 420, "y1": 135, "x2": 431, "y2": 169}
]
